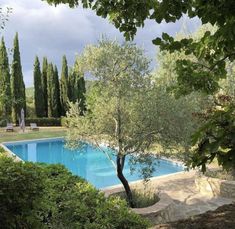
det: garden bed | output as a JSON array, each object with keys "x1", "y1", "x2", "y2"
[{"x1": 105, "y1": 187, "x2": 174, "y2": 225}]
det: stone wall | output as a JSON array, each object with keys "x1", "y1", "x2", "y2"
[
  {"x1": 105, "y1": 186, "x2": 174, "y2": 225},
  {"x1": 133, "y1": 193, "x2": 175, "y2": 225},
  {"x1": 195, "y1": 176, "x2": 235, "y2": 199}
]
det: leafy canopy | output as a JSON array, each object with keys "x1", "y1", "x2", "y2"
[
  {"x1": 189, "y1": 95, "x2": 235, "y2": 172},
  {"x1": 66, "y1": 40, "x2": 155, "y2": 170},
  {"x1": 44, "y1": 0, "x2": 235, "y2": 95}
]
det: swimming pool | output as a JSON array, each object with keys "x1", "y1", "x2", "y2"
[{"x1": 3, "y1": 138, "x2": 183, "y2": 188}]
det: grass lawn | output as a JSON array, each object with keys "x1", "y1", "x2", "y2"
[{"x1": 0, "y1": 127, "x2": 67, "y2": 143}]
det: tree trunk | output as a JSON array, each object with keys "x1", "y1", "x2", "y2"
[{"x1": 116, "y1": 154, "x2": 134, "y2": 208}]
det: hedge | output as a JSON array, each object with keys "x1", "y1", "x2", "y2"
[
  {"x1": 25, "y1": 118, "x2": 61, "y2": 126},
  {"x1": 0, "y1": 156, "x2": 149, "y2": 229}
]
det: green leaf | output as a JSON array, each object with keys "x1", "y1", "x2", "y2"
[{"x1": 152, "y1": 37, "x2": 162, "y2": 45}]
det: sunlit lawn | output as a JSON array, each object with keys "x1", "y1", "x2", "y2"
[{"x1": 0, "y1": 126, "x2": 67, "y2": 143}]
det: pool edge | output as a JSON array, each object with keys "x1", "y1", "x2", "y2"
[
  {"x1": 0, "y1": 143, "x2": 23, "y2": 162},
  {"x1": 1, "y1": 136, "x2": 65, "y2": 145},
  {"x1": 1, "y1": 137, "x2": 186, "y2": 190},
  {"x1": 0, "y1": 137, "x2": 65, "y2": 162},
  {"x1": 101, "y1": 170, "x2": 187, "y2": 191}
]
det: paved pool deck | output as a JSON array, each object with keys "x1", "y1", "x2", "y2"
[
  {"x1": 152, "y1": 171, "x2": 233, "y2": 222},
  {"x1": 104, "y1": 170, "x2": 234, "y2": 224}
]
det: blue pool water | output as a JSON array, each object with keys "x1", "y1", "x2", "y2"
[{"x1": 4, "y1": 138, "x2": 183, "y2": 188}]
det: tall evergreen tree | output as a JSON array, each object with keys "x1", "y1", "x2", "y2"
[
  {"x1": 47, "y1": 63, "x2": 54, "y2": 118},
  {"x1": 75, "y1": 72, "x2": 86, "y2": 115},
  {"x1": 11, "y1": 33, "x2": 26, "y2": 123},
  {"x1": 68, "y1": 67, "x2": 75, "y2": 101},
  {"x1": 0, "y1": 37, "x2": 11, "y2": 118},
  {"x1": 33, "y1": 56, "x2": 45, "y2": 117},
  {"x1": 47, "y1": 63, "x2": 61, "y2": 118},
  {"x1": 41, "y1": 57, "x2": 48, "y2": 117},
  {"x1": 74, "y1": 59, "x2": 86, "y2": 114},
  {"x1": 60, "y1": 55, "x2": 69, "y2": 115},
  {"x1": 54, "y1": 65, "x2": 61, "y2": 117}
]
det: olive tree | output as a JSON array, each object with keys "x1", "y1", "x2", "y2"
[{"x1": 66, "y1": 40, "x2": 162, "y2": 207}]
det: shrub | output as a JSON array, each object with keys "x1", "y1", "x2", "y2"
[
  {"x1": 0, "y1": 119, "x2": 7, "y2": 127},
  {"x1": 113, "y1": 189, "x2": 159, "y2": 208},
  {"x1": 0, "y1": 146, "x2": 7, "y2": 155},
  {"x1": 61, "y1": 116, "x2": 69, "y2": 127},
  {"x1": 0, "y1": 156, "x2": 149, "y2": 229},
  {"x1": 25, "y1": 118, "x2": 61, "y2": 126}
]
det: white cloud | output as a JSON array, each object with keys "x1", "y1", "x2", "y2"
[{"x1": 1, "y1": 0, "x2": 200, "y2": 86}]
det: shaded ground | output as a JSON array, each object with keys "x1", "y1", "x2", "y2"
[{"x1": 155, "y1": 203, "x2": 235, "y2": 229}]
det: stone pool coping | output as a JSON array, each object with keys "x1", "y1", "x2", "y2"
[
  {"x1": 1, "y1": 136, "x2": 64, "y2": 145},
  {"x1": 102, "y1": 171, "x2": 186, "y2": 192}
]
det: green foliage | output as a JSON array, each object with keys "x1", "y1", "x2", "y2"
[
  {"x1": 68, "y1": 57, "x2": 86, "y2": 115},
  {"x1": 47, "y1": 64, "x2": 61, "y2": 117},
  {"x1": 188, "y1": 95, "x2": 235, "y2": 172},
  {"x1": 41, "y1": 57, "x2": 48, "y2": 117},
  {"x1": 47, "y1": 63, "x2": 54, "y2": 117},
  {"x1": 152, "y1": 46, "x2": 211, "y2": 156},
  {"x1": 54, "y1": 65, "x2": 62, "y2": 116},
  {"x1": 33, "y1": 56, "x2": 45, "y2": 117},
  {"x1": 0, "y1": 6, "x2": 12, "y2": 31},
  {"x1": 0, "y1": 156, "x2": 47, "y2": 228},
  {"x1": 114, "y1": 189, "x2": 159, "y2": 209},
  {"x1": 66, "y1": 40, "x2": 158, "y2": 207},
  {"x1": 44, "y1": 0, "x2": 235, "y2": 95},
  {"x1": 25, "y1": 87, "x2": 35, "y2": 118},
  {"x1": 0, "y1": 146, "x2": 6, "y2": 154},
  {"x1": 44, "y1": 0, "x2": 235, "y2": 176},
  {"x1": 0, "y1": 118, "x2": 7, "y2": 127},
  {"x1": 11, "y1": 33, "x2": 26, "y2": 122},
  {"x1": 0, "y1": 156, "x2": 149, "y2": 229},
  {"x1": 25, "y1": 117, "x2": 61, "y2": 126},
  {"x1": 60, "y1": 55, "x2": 69, "y2": 115},
  {"x1": 0, "y1": 37, "x2": 11, "y2": 119}
]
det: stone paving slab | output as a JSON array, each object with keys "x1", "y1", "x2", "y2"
[
  {"x1": 104, "y1": 170, "x2": 234, "y2": 225},
  {"x1": 151, "y1": 171, "x2": 234, "y2": 223}
]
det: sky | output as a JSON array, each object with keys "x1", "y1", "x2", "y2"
[{"x1": 1, "y1": 0, "x2": 200, "y2": 87}]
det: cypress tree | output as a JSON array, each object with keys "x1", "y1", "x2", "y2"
[
  {"x1": 33, "y1": 56, "x2": 45, "y2": 117},
  {"x1": 11, "y1": 33, "x2": 26, "y2": 123},
  {"x1": 67, "y1": 59, "x2": 86, "y2": 114},
  {"x1": 0, "y1": 37, "x2": 11, "y2": 118},
  {"x1": 47, "y1": 63, "x2": 61, "y2": 118},
  {"x1": 75, "y1": 71, "x2": 86, "y2": 115},
  {"x1": 47, "y1": 63, "x2": 54, "y2": 118},
  {"x1": 54, "y1": 65, "x2": 61, "y2": 117},
  {"x1": 41, "y1": 57, "x2": 48, "y2": 117},
  {"x1": 73, "y1": 59, "x2": 86, "y2": 115},
  {"x1": 60, "y1": 55, "x2": 69, "y2": 115},
  {"x1": 68, "y1": 67, "x2": 75, "y2": 102}
]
